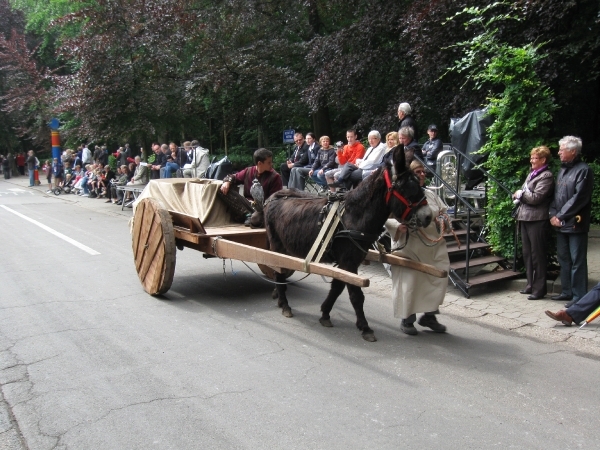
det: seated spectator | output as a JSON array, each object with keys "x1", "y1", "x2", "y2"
[
  {"x1": 159, "y1": 142, "x2": 181, "y2": 178},
  {"x1": 127, "y1": 162, "x2": 136, "y2": 181},
  {"x1": 422, "y1": 124, "x2": 443, "y2": 175},
  {"x1": 309, "y1": 136, "x2": 337, "y2": 189},
  {"x1": 325, "y1": 129, "x2": 365, "y2": 191},
  {"x1": 63, "y1": 161, "x2": 73, "y2": 185},
  {"x1": 343, "y1": 130, "x2": 387, "y2": 188},
  {"x1": 129, "y1": 156, "x2": 149, "y2": 185},
  {"x1": 221, "y1": 148, "x2": 282, "y2": 202},
  {"x1": 112, "y1": 166, "x2": 129, "y2": 205},
  {"x1": 288, "y1": 132, "x2": 320, "y2": 190},
  {"x1": 399, "y1": 126, "x2": 422, "y2": 165},
  {"x1": 77, "y1": 164, "x2": 94, "y2": 197},
  {"x1": 150, "y1": 144, "x2": 165, "y2": 179},
  {"x1": 182, "y1": 141, "x2": 210, "y2": 178},
  {"x1": 546, "y1": 282, "x2": 600, "y2": 327},
  {"x1": 281, "y1": 132, "x2": 309, "y2": 187}
]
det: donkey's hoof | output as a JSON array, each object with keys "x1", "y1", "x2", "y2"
[
  {"x1": 282, "y1": 308, "x2": 293, "y2": 318},
  {"x1": 319, "y1": 318, "x2": 333, "y2": 328},
  {"x1": 362, "y1": 332, "x2": 377, "y2": 342},
  {"x1": 272, "y1": 288, "x2": 279, "y2": 299}
]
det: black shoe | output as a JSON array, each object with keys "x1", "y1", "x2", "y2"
[
  {"x1": 115, "y1": 200, "x2": 123, "y2": 205},
  {"x1": 417, "y1": 314, "x2": 447, "y2": 333},
  {"x1": 551, "y1": 294, "x2": 572, "y2": 301},
  {"x1": 400, "y1": 321, "x2": 418, "y2": 335},
  {"x1": 527, "y1": 295, "x2": 544, "y2": 300},
  {"x1": 564, "y1": 300, "x2": 577, "y2": 308},
  {"x1": 519, "y1": 289, "x2": 532, "y2": 295}
]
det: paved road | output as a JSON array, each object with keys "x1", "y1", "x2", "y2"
[{"x1": 0, "y1": 180, "x2": 599, "y2": 449}]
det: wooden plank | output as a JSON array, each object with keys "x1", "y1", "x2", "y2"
[
  {"x1": 364, "y1": 250, "x2": 448, "y2": 278},
  {"x1": 450, "y1": 255, "x2": 505, "y2": 270},
  {"x1": 168, "y1": 210, "x2": 206, "y2": 234},
  {"x1": 210, "y1": 238, "x2": 369, "y2": 287},
  {"x1": 138, "y1": 215, "x2": 163, "y2": 282},
  {"x1": 462, "y1": 269, "x2": 522, "y2": 287},
  {"x1": 132, "y1": 201, "x2": 146, "y2": 269}
]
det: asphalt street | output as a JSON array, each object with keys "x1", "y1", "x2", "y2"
[{"x1": 0, "y1": 180, "x2": 599, "y2": 449}]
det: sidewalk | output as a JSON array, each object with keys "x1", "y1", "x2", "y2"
[{"x1": 5, "y1": 172, "x2": 600, "y2": 346}]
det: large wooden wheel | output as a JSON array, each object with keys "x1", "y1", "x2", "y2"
[{"x1": 132, "y1": 198, "x2": 176, "y2": 295}]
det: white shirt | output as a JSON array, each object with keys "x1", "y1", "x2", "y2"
[{"x1": 356, "y1": 142, "x2": 386, "y2": 170}]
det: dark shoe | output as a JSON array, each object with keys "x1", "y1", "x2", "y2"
[
  {"x1": 400, "y1": 320, "x2": 418, "y2": 336},
  {"x1": 519, "y1": 289, "x2": 532, "y2": 295},
  {"x1": 105, "y1": 199, "x2": 112, "y2": 203},
  {"x1": 564, "y1": 300, "x2": 577, "y2": 308},
  {"x1": 418, "y1": 314, "x2": 447, "y2": 333},
  {"x1": 551, "y1": 294, "x2": 572, "y2": 301},
  {"x1": 545, "y1": 310, "x2": 573, "y2": 326},
  {"x1": 115, "y1": 200, "x2": 123, "y2": 205},
  {"x1": 527, "y1": 295, "x2": 544, "y2": 300}
]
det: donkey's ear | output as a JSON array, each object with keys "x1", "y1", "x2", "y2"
[{"x1": 392, "y1": 145, "x2": 406, "y2": 172}]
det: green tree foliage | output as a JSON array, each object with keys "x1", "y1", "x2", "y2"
[
  {"x1": 446, "y1": 3, "x2": 557, "y2": 259},
  {"x1": 1, "y1": 0, "x2": 599, "y2": 167}
]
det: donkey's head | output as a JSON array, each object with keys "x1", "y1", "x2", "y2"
[{"x1": 384, "y1": 146, "x2": 432, "y2": 228}]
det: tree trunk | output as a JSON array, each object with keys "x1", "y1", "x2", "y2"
[{"x1": 312, "y1": 105, "x2": 332, "y2": 140}]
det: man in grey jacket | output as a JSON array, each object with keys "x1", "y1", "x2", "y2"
[{"x1": 549, "y1": 136, "x2": 594, "y2": 307}]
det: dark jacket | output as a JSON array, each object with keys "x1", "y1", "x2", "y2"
[
  {"x1": 399, "y1": 115, "x2": 418, "y2": 140},
  {"x1": 311, "y1": 147, "x2": 337, "y2": 171},
  {"x1": 422, "y1": 138, "x2": 443, "y2": 168},
  {"x1": 516, "y1": 168, "x2": 554, "y2": 222},
  {"x1": 26, "y1": 155, "x2": 36, "y2": 170},
  {"x1": 549, "y1": 158, "x2": 594, "y2": 233},
  {"x1": 305, "y1": 143, "x2": 320, "y2": 167},
  {"x1": 290, "y1": 143, "x2": 309, "y2": 167}
]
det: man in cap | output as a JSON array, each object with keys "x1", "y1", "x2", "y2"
[{"x1": 422, "y1": 124, "x2": 443, "y2": 174}]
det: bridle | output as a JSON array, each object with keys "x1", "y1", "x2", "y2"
[{"x1": 383, "y1": 166, "x2": 427, "y2": 221}]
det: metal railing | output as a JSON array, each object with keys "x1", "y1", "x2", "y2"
[{"x1": 415, "y1": 145, "x2": 518, "y2": 291}]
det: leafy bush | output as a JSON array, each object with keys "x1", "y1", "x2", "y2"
[
  {"x1": 108, "y1": 155, "x2": 117, "y2": 171},
  {"x1": 446, "y1": 5, "x2": 556, "y2": 260}
]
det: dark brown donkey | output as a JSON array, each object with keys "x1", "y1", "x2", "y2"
[{"x1": 264, "y1": 147, "x2": 432, "y2": 342}]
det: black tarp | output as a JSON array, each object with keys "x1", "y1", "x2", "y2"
[{"x1": 449, "y1": 108, "x2": 493, "y2": 187}]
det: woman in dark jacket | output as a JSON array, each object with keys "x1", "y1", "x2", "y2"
[{"x1": 512, "y1": 146, "x2": 555, "y2": 300}]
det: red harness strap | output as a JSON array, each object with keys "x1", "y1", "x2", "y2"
[{"x1": 384, "y1": 169, "x2": 427, "y2": 221}]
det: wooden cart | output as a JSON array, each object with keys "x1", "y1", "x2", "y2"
[{"x1": 132, "y1": 197, "x2": 447, "y2": 296}]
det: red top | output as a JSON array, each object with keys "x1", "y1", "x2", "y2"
[
  {"x1": 231, "y1": 166, "x2": 283, "y2": 200},
  {"x1": 337, "y1": 142, "x2": 365, "y2": 165}
]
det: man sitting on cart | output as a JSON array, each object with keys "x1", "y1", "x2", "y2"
[
  {"x1": 220, "y1": 148, "x2": 283, "y2": 226},
  {"x1": 220, "y1": 148, "x2": 282, "y2": 202}
]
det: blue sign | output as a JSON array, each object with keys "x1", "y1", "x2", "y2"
[
  {"x1": 283, "y1": 129, "x2": 295, "y2": 144},
  {"x1": 49, "y1": 118, "x2": 60, "y2": 130}
]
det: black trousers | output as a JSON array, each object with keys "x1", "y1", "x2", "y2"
[
  {"x1": 280, "y1": 163, "x2": 292, "y2": 187},
  {"x1": 520, "y1": 220, "x2": 549, "y2": 297},
  {"x1": 567, "y1": 282, "x2": 600, "y2": 324}
]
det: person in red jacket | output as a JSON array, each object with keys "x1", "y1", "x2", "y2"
[{"x1": 325, "y1": 129, "x2": 365, "y2": 192}]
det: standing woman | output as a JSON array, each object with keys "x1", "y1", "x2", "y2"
[
  {"x1": 26, "y1": 150, "x2": 36, "y2": 187},
  {"x1": 512, "y1": 146, "x2": 555, "y2": 300},
  {"x1": 385, "y1": 160, "x2": 450, "y2": 335}
]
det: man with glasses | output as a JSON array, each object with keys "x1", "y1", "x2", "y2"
[{"x1": 280, "y1": 132, "x2": 309, "y2": 188}]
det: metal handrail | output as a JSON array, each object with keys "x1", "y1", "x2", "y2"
[{"x1": 415, "y1": 145, "x2": 518, "y2": 291}]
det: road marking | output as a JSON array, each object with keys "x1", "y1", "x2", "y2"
[{"x1": 0, "y1": 205, "x2": 101, "y2": 256}]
